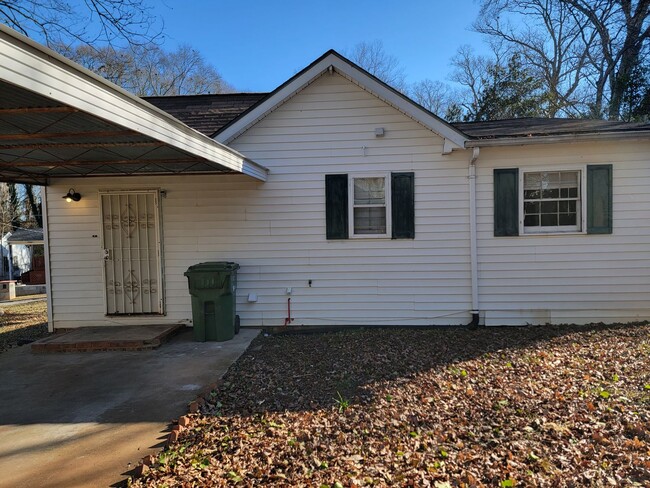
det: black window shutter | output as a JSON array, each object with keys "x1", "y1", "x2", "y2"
[
  {"x1": 325, "y1": 174, "x2": 348, "y2": 239},
  {"x1": 587, "y1": 164, "x2": 613, "y2": 234},
  {"x1": 494, "y1": 168, "x2": 519, "y2": 236},
  {"x1": 391, "y1": 172, "x2": 415, "y2": 239}
]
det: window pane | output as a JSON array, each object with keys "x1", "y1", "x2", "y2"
[
  {"x1": 544, "y1": 172, "x2": 560, "y2": 187},
  {"x1": 354, "y1": 207, "x2": 386, "y2": 234},
  {"x1": 354, "y1": 178, "x2": 385, "y2": 205},
  {"x1": 541, "y1": 201, "x2": 558, "y2": 213},
  {"x1": 524, "y1": 214, "x2": 539, "y2": 227},
  {"x1": 524, "y1": 189, "x2": 540, "y2": 200},
  {"x1": 524, "y1": 173, "x2": 542, "y2": 190},
  {"x1": 568, "y1": 187, "x2": 578, "y2": 198},
  {"x1": 561, "y1": 172, "x2": 578, "y2": 185},
  {"x1": 541, "y1": 214, "x2": 558, "y2": 226},
  {"x1": 524, "y1": 201, "x2": 540, "y2": 213},
  {"x1": 559, "y1": 213, "x2": 577, "y2": 225},
  {"x1": 542, "y1": 188, "x2": 559, "y2": 198}
]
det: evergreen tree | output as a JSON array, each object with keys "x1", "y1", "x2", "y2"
[{"x1": 470, "y1": 54, "x2": 547, "y2": 121}]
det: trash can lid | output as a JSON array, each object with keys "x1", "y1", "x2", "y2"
[{"x1": 184, "y1": 261, "x2": 240, "y2": 274}]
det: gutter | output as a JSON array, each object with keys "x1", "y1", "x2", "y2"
[
  {"x1": 468, "y1": 147, "x2": 480, "y2": 327},
  {"x1": 465, "y1": 130, "x2": 650, "y2": 147}
]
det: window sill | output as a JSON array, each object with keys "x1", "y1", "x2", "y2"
[
  {"x1": 328, "y1": 237, "x2": 413, "y2": 241},
  {"x1": 350, "y1": 235, "x2": 391, "y2": 239},
  {"x1": 520, "y1": 231, "x2": 587, "y2": 236}
]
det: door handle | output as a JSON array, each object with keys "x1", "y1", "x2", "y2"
[{"x1": 103, "y1": 249, "x2": 110, "y2": 261}]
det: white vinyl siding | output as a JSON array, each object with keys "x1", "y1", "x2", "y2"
[
  {"x1": 477, "y1": 140, "x2": 650, "y2": 325},
  {"x1": 46, "y1": 72, "x2": 472, "y2": 328},
  {"x1": 44, "y1": 72, "x2": 650, "y2": 328}
]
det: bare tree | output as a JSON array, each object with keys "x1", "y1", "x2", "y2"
[
  {"x1": 0, "y1": 0, "x2": 161, "y2": 47},
  {"x1": 58, "y1": 43, "x2": 234, "y2": 96},
  {"x1": 449, "y1": 45, "x2": 499, "y2": 118},
  {"x1": 560, "y1": 0, "x2": 650, "y2": 119},
  {"x1": 474, "y1": 0, "x2": 596, "y2": 117},
  {"x1": 0, "y1": 183, "x2": 40, "y2": 232},
  {"x1": 349, "y1": 41, "x2": 407, "y2": 92},
  {"x1": 409, "y1": 79, "x2": 458, "y2": 116},
  {"x1": 474, "y1": 0, "x2": 650, "y2": 118}
]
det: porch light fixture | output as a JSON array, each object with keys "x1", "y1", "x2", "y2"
[{"x1": 63, "y1": 188, "x2": 81, "y2": 203}]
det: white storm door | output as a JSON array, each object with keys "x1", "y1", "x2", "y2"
[{"x1": 101, "y1": 191, "x2": 163, "y2": 315}]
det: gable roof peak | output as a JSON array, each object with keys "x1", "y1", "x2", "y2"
[{"x1": 214, "y1": 49, "x2": 468, "y2": 150}]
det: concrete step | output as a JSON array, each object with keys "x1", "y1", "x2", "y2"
[{"x1": 31, "y1": 324, "x2": 185, "y2": 352}]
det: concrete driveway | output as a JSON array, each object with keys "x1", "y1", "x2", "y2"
[{"x1": 0, "y1": 328, "x2": 258, "y2": 488}]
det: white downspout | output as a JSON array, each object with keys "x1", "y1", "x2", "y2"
[
  {"x1": 469, "y1": 147, "x2": 480, "y2": 325},
  {"x1": 42, "y1": 186, "x2": 53, "y2": 333}
]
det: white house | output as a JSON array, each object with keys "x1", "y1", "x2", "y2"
[
  {"x1": 1, "y1": 25, "x2": 648, "y2": 331},
  {"x1": 1, "y1": 228, "x2": 44, "y2": 280}
]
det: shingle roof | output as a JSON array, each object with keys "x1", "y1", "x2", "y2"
[
  {"x1": 453, "y1": 117, "x2": 650, "y2": 139},
  {"x1": 7, "y1": 228, "x2": 43, "y2": 244},
  {"x1": 145, "y1": 93, "x2": 650, "y2": 143},
  {"x1": 144, "y1": 93, "x2": 267, "y2": 136}
]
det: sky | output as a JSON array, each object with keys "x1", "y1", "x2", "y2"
[{"x1": 155, "y1": 0, "x2": 488, "y2": 92}]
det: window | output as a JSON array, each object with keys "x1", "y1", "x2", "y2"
[
  {"x1": 494, "y1": 165, "x2": 612, "y2": 237},
  {"x1": 325, "y1": 172, "x2": 414, "y2": 240},
  {"x1": 351, "y1": 175, "x2": 390, "y2": 237},
  {"x1": 523, "y1": 170, "x2": 581, "y2": 233}
]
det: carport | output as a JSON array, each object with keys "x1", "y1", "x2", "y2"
[
  {"x1": 0, "y1": 24, "x2": 267, "y2": 330},
  {"x1": 0, "y1": 24, "x2": 267, "y2": 186},
  {"x1": 0, "y1": 24, "x2": 267, "y2": 487}
]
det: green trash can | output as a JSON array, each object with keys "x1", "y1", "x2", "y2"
[{"x1": 184, "y1": 262, "x2": 240, "y2": 342}]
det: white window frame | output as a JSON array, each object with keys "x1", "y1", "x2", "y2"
[
  {"x1": 348, "y1": 172, "x2": 392, "y2": 239},
  {"x1": 519, "y1": 166, "x2": 587, "y2": 235}
]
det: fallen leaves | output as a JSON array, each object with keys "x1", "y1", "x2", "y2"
[
  {"x1": 132, "y1": 322, "x2": 650, "y2": 487},
  {"x1": 0, "y1": 300, "x2": 48, "y2": 353}
]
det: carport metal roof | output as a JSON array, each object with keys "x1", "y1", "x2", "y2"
[{"x1": 0, "y1": 25, "x2": 268, "y2": 186}]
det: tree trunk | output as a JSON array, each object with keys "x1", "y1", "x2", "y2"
[
  {"x1": 24, "y1": 185, "x2": 42, "y2": 228},
  {"x1": 608, "y1": 1, "x2": 650, "y2": 119}
]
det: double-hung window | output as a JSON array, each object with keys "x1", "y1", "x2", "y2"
[
  {"x1": 350, "y1": 175, "x2": 390, "y2": 237},
  {"x1": 494, "y1": 165, "x2": 612, "y2": 237},
  {"x1": 523, "y1": 170, "x2": 581, "y2": 233},
  {"x1": 325, "y1": 172, "x2": 415, "y2": 240}
]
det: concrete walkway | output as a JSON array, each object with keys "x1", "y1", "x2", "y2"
[
  {"x1": 0, "y1": 328, "x2": 258, "y2": 488},
  {"x1": 0, "y1": 296, "x2": 47, "y2": 307}
]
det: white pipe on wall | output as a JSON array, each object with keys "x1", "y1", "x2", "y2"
[
  {"x1": 42, "y1": 186, "x2": 53, "y2": 333},
  {"x1": 469, "y1": 147, "x2": 480, "y2": 320}
]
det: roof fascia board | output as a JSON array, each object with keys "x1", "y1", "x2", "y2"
[
  {"x1": 0, "y1": 25, "x2": 268, "y2": 181},
  {"x1": 215, "y1": 52, "x2": 467, "y2": 150},
  {"x1": 215, "y1": 59, "x2": 332, "y2": 144},
  {"x1": 8, "y1": 240, "x2": 43, "y2": 245},
  {"x1": 465, "y1": 130, "x2": 650, "y2": 147}
]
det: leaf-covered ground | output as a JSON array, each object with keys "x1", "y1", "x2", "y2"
[
  {"x1": 132, "y1": 323, "x2": 650, "y2": 487},
  {"x1": 0, "y1": 300, "x2": 48, "y2": 354}
]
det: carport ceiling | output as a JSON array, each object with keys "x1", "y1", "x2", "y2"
[
  {"x1": 0, "y1": 24, "x2": 267, "y2": 186},
  {"x1": 0, "y1": 81, "x2": 238, "y2": 185}
]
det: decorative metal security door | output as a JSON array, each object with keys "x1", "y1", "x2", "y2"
[{"x1": 101, "y1": 191, "x2": 162, "y2": 315}]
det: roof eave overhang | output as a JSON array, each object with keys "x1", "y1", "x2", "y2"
[
  {"x1": 8, "y1": 240, "x2": 43, "y2": 245},
  {"x1": 0, "y1": 24, "x2": 268, "y2": 182},
  {"x1": 465, "y1": 130, "x2": 650, "y2": 148},
  {"x1": 215, "y1": 52, "x2": 468, "y2": 150}
]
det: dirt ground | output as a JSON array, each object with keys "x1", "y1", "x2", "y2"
[{"x1": 0, "y1": 300, "x2": 48, "y2": 353}]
